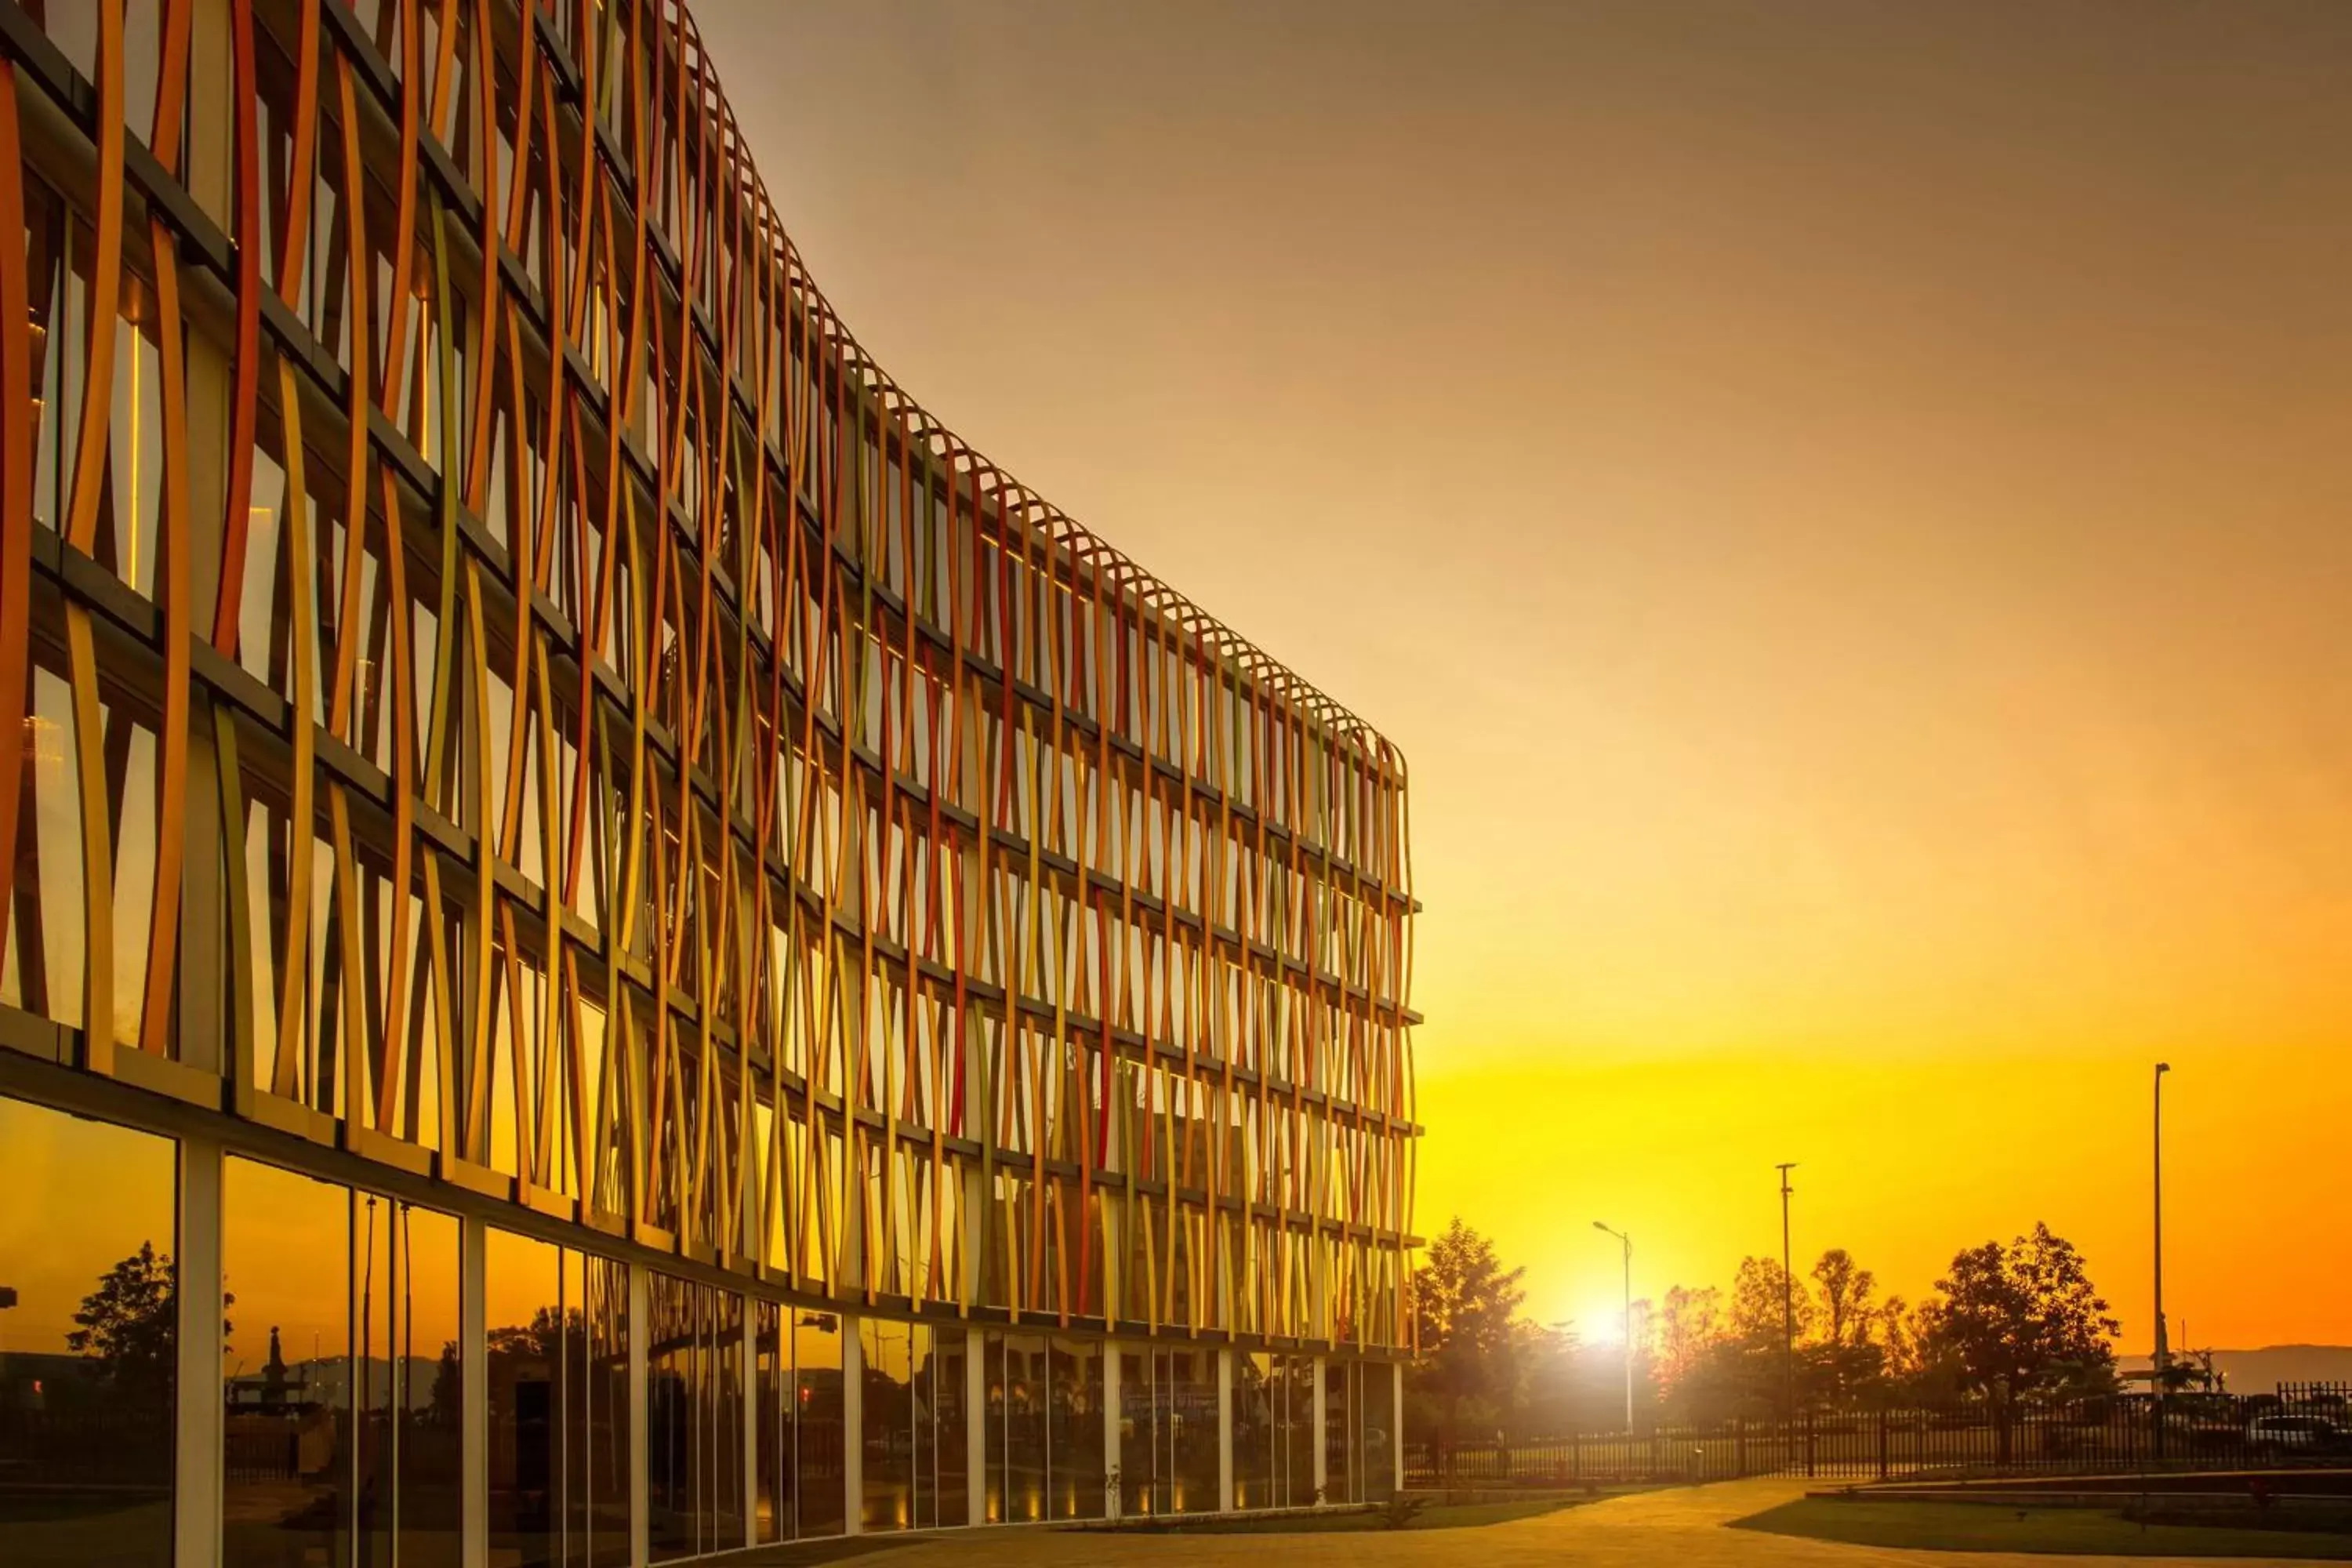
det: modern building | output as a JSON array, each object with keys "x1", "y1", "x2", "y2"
[{"x1": 0, "y1": 1, "x2": 1419, "y2": 1563}]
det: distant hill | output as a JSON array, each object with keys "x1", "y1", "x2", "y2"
[
  {"x1": 2121, "y1": 1345, "x2": 2352, "y2": 1392},
  {"x1": 2210, "y1": 1345, "x2": 2352, "y2": 1391}
]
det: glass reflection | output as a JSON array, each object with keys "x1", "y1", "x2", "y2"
[
  {"x1": 755, "y1": 1301, "x2": 789, "y2": 1543},
  {"x1": 982, "y1": 1332, "x2": 1106, "y2": 1523},
  {"x1": 485, "y1": 1230, "x2": 629, "y2": 1567},
  {"x1": 932, "y1": 1330, "x2": 967, "y2": 1529},
  {"x1": 1119, "y1": 1347, "x2": 1217, "y2": 1515},
  {"x1": 0, "y1": 1097, "x2": 176, "y2": 1568},
  {"x1": 1363, "y1": 1361, "x2": 1397, "y2": 1501},
  {"x1": 1047, "y1": 1338, "x2": 1104, "y2": 1519},
  {"x1": 645, "y1": 1272, "x2": 742, "y2": 1560},
  {"x1": 221, "y1": 1159, "x2": 349, "y2": 1567},
  {"x1": 792, "y1": 1310, "x2": 844, "y2": 1537},
  {"x1": 1233, "y1": 1352, "x2": 1275, "y2": 1508},
  {"x1": 857, "y1": 1318, "x2": 913, "y2": 1531},
  {"x1": 1324, "y1": 1359, "x2": 1356, "y2": 1504},
  {"x1": 982, "y1": 1331, "x2": 1047, "y2": 1523},
  {"x1": 1282, "y1": 1355, "x2": 1316, "y2": 1508}
]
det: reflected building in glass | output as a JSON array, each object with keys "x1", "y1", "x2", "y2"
[{"x1": 0, "y1": 0, "x2": 1416, "y2": 1559}]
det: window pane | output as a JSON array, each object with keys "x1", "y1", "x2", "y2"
[
  {"x1": 1233, "y1": 1352, "x2": 1274, "y2": 1509},
  {"x1": 1171, "y1": 1349, "x2": 1218, "y2": 1513},
  {"x1": 485, "y1": 1229, "x2": 561, "y2": 1568},
  {"x1": 1325, "y1": 1359, "x2": 1354, "y2": 1505},
  {"x1": 857, "y1": 1318, "x2": 910, "y2": 1532},
  {"x1": 582, "y1": 1258, "x2": 631, "y2": 1566},
  {"x1": 1047, "y1": 1338, "x2": 1104, "y2": 1519},
  {"x1": 223, "y1": 1156, "x2": 350, "y2": 1568},
  {"x1": 792, "y1": 1309, "x2": 844, "y2": 1537},
  {"x1": 0, "y1": 1097, "x2": 176, "y2": 1568},
  {"x1": 390, "y1": 1204, "x2": 464, "y2": 1567},
  {"x1": 754, "y1": 1301, "x2": 789, "y2": 1542},
  {"x1": 931, "y1": 1328, "x2": 967, "y2": 1528}
]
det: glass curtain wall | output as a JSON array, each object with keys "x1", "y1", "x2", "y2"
[
  {"x1": 357, "y1": 1192, "x2": 463, "y2": 1566},
  {"x1": 1362, "y1": 1360, "x2": 1397, "y2": 1501},
  {"x1": 220, "y1": 1160, "x2": 345, "y2": 1566},
  {"x1": 982, "y1": 1333, "x2": 1043, "y2": 1523},
  {"x1": 1324, "y1": 1359, "x2": 1356, "y2": 1504},
  {"x1": 484, "y1": 1230, "x2": 630, "y2": 1567},
  {"x1": 221, "y1": 1157, "x2": 462, "y2": 1568},
  {"x1": 930, "y1": 1329, "x2": 968, "y2": 1529},
  {"x1": 854, "y1": 1319, "x2": 967, "y2": 1534},
  {"x1": 1232, "y1": 1352, "x2": 1318, "y2": 1509},
  {"x1": 1281, "y1": 1356, "x2": 1316, "y2": 1508},
  {"x1": 0, "y1": 1098, "x2": 177, "y2": 1568},
  {"x1": 792, "y1": 1310, "x2": 845, "y2": 1537},
  {"x1": 755, "y1": 1302, "x2": 790, "y2": 1543},
  {"x1": 645, "y1": 1272, "x2": 744, "y2": 1560},
  {"x1": 1117, "y1": 1346, "x2": 1218, "y2": 1516},
  {"x1": 857, "y1": 1319, "x2": 912, "y2": 1531},
  {"x1": 982, "y1": 1333, "x2": 1105, "y2": 1523},
  {"x1": 1047, "y1": 1338, "x2": 1105, "y2": 1519},
  {"x1": 1232, "y1": 1352, "x2": 1275, "y2": 1509}
]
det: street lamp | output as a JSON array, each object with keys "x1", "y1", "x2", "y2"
[
  {"x1": 2154, "y1": 1063, "x2": 2172, "y2": 1386},
  {"x1": 1592, "y1": 1221, "x2": 1633, "y2": 1432},
  {"x1": 1777, "y1": 1163, "x2": 1798, "y2": 1421}
]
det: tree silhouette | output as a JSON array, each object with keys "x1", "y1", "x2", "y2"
[
  {"x1": 1408, "y1": 1218, "x2": 1525, "y2": 1449},
  {"x1": 68, "y1": 1241, "x2": 231, "y2": 1400},
  {"x1": 1920, "y1": 1221, "x2": 2120, "y2": 1399},
  {"x1": 1653, "y1": 1285, "x2": 1722, "y2": 1390},
  {"x1": 1728, "y1": 1255, "x2": 1815, "y2": 1347},
  {"x1": 1812, "y1": 1248, "x2": 1877, "y2": 1348}
]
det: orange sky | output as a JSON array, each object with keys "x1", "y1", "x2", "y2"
[{"x1": 695, "y1": 0, "x2": 2352, "y2": 1350}]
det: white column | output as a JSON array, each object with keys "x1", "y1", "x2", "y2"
[
  {"x1": 628, "y1": 1265, "x2": 648, "y2": 1568},
  {"x1": 1311, "y1": 1355, "x2": 1327, "y2": 1505},
  {"x1": 1102, "y1": 1339, "x2": 1121, "y2": 1519},
  {"x1": 1216, "y1": 1348, "x2": 1234, "y2": 1512},
  {"x1": 841, "y1": 1314, "x2": 863, "y2": 1534},
  {"x1": 965, "y1": 1327, "x2": 986, "y2": 1526},
  {"x1": 460, "y1": 1218, "x2": 487, "y2": 1568},
  {"x1": 172, "y1": 1135, "x2": 223, "y2": 1568},
  {"x1": 742, "y1": 1297, "x2": 758, "y2": 1548}
]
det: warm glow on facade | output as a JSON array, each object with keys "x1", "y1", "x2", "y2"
[{"x1": 0, "y1": 0, "x2": 1410, "y2": 1559}]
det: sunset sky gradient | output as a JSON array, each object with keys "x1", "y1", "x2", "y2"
[{"x1": 705, "y1": 0, "x2": 2347, "y2": 1350}]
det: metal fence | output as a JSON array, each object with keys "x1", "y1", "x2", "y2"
[{"x1": 1406, "y1": 1393, "x2": 2352, "y2": 1489}]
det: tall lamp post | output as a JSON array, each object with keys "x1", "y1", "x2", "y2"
[
  {"x1": 1777, "y1": 1163, "x2": 1798, "y2": 1421},
  {"x1": 1592, "y1": 1221, "x2": 1633, "y2": 1432},
  {"x1": 2154, "y1": 1064, "x2": 2172, "y2": 1409}
]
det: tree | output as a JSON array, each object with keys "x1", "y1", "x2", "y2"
[
  {"x1": 71, "y1": 1243, "x2": 234, "y2": 1409},
  {"x1": 1874, "y1": 1294, "x2": 1919, "y2": 1377},
  {"x1": 430, "y1": 1342, "x2": 463, "y2": 1425},
  {"x1": 1812, "y1": 1249, "x2": 1877, "y2": 1348},
  {"x1": 69, "y1": 1242, "x2": 172, "y2": 1399},
  {"x1": 1652, "y1": 1285, "x2": 1722, "y2": 1391},
  {"x1": 1406, "y1": 1218, "x2": 1525, "y2": 1450},
  {"x1": 1728, "y1": 1255, "x2": 1815, "y2": 1348},
  {"x1": 1920, "y1": 1222, "x2": 2121, "y2": 1401}
]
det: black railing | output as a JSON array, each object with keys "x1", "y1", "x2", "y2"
[{"x1": 1406, "y1": 1393, "x2": 2352, "y2": 1489}]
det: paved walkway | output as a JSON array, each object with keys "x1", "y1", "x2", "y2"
[{"x1": 773, "y1": 1479, "x2": 2314, "y2": 1566}]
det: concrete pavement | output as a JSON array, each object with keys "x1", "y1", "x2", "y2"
[{"x1": 766, "y1": 1477, "x2": 2318, "y2": 1566}]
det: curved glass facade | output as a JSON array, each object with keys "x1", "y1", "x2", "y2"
[{"x1": 0, "y1": 0, "x2": 1414, "y2": 1556}]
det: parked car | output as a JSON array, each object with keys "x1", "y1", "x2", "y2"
[{"x1": 2245, "y1": 1414, "x2": 2347, "y2": 1453}]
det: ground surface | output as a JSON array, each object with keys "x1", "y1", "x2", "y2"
[
  {"x1": 739, "y1": 1478, "x2": 2343, "y2": 1565},
  {"x1": 1737, "y1": 1496, "x2": 2352, "y2": 1559}
]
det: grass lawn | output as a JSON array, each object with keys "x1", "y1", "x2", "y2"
[{"x1": 1736, "y1": 1496, "x2": 2352, "y2": 1559}]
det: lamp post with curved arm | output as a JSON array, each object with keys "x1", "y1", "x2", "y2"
[{"x1": 1593, "y1": 1221, "x2": 1634, "y2": 1432}]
